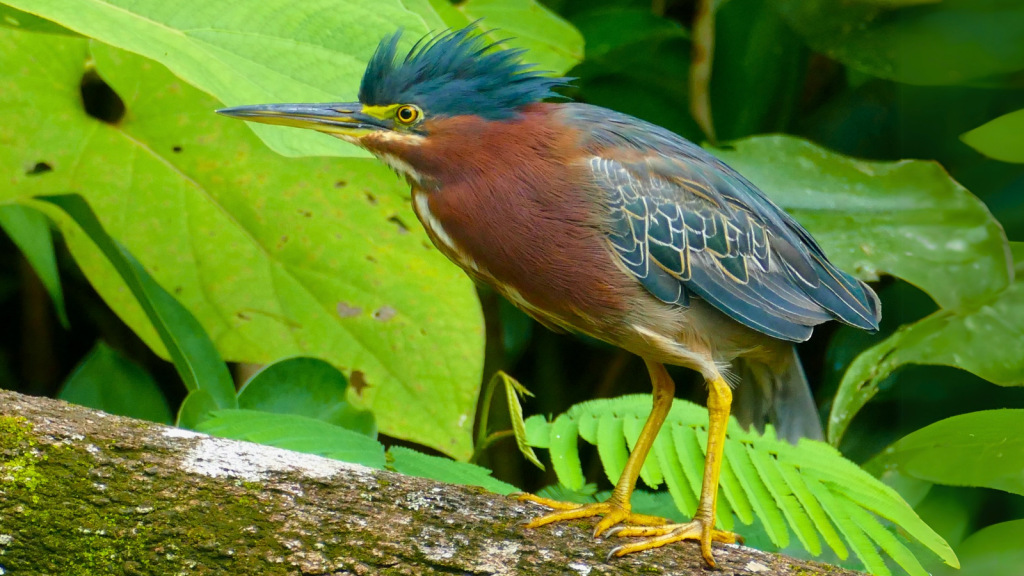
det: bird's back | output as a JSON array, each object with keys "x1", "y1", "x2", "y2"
[{"x1": 560, "y1": 103, "x2": 881, "y2": 343}]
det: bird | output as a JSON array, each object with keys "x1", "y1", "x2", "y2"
[{"x1": 217, "y1": 26, "x2": 881, "y2": 566}]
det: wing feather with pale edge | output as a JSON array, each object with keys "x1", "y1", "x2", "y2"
[{"x1": 573, "y1": 104, "x2": 880, "y2": 342}]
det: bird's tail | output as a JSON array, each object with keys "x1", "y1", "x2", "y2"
[{"x1": 731, "y1": 345, "x2": 823, "y2": 443}]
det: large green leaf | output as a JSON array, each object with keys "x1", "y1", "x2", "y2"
[
  {"x1": 711, "y1": 135, "x2": 1012, "y2": 310},
  {"x1": 58, "y1": 342, "x2": 173, "y2": 424},
  {"x1": 40, "y1": 194, "x2": 237, "y2": 412},
  {"x1": 4, "y1": 0, "x2": 432, "y2": 158},
  {"x1": 0, "y1": 203, "x2": 68, "y2": 327},
  {"x1": 932, "y1": 520, "x2": 1024, "y2": 576},
  {"x1": 429, "y1": 0, "x2": 584, "y2": 74},
  {"x1": 828, "y1": 244, "x2": 1024, "y2": 444},
  {"x1": 773, "y1": 0, "x2": 1024, "y2": 86},
  {"x1": 0, "y1": 3, "x2": 78, "y2": 35},
  {"x1": 0, "y1": 30, "x2": 484, "y2": 459},
  {"x1": 961, "y1": 108, "x2": 1024, "y2": 164},
  {"x1": 7, "y1": 0, "x2": 583, "y2": 158},
  {"x1": 871, "y1": 410, "x2": 1024, "y2": 496}
]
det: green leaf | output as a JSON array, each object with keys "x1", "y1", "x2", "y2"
[
  {"x1": 932, "y1": 520, "x2": 1024, "y2": 576},
  {"x1": 841, "y1": 497, "x2": 929, "y2": 576},
  {"x1": 624, "y1": 413, "x2": 663, "y2": 489},
  {"x1": 197, "y1": 409, "x2": 386, "y2": 469},
  {"x1": 430, "y1": 0, "x2": 584, "y2": 74},
  {"x1": 4, "y1": 0, "x2": 433, "y2": 158},
  {"x1": 386, "y1": 446, "x2": 517, "y2": 494},
  {"x1": 39, "y1": 193, "x2": 237, "y2": 412},
  {"x1": 567, "y1": 7, "x2": 700, "y2": 141},
  {"x1": 748, "y1": 443, "x2": 821, "y2": 555},
  {"x1": 961, "y1": 108, "x2": 1024, "y2": 164},
  {"x1": 652, "y1": 429, "x2": 698, "y2": 518},
  {"x1": 0, "y1": 3, "x2": 79, "y2": 35},
  {"x1": 0, "y1": 203, "x2": 68, "y2": 327},
  {"x1": 570, "y1": 8, "x2": 688, "y2": 61},
  {"x1": 498, "y1": 372, "x2": 544, "y2": 470},
  {"x1": 548, "y1": 413, "x2": 583, "y2": 490},
  {"x1": 177, "y1": 389, "x2": 219, "y2": 430},
  {"x1": 58, "y1": 342, "x2": 172, "y2": 424},
  {"x1": 828, "y1": 243, "x2": 1024, "y2": 444},
  {"x1": 773, "y1": 0, "x2": 1024, "y2": 86},
  {"x1": 711, "y1": 135, "x2": 1012, "y2": 310},
  {"x1": 872, "y1": 410, "x2": 1024, "y2": 496},
  {"x1": 523, "y1": 414, "x2": 550, "y2": 448},
  {"x1": 525, "y1": 395, "x2": 957, "y2": 572},
  {"x1": 535, "y1": 482, "x2": 597, "y2": 505},
  {"x1": 711, "y1": 0, "x2": 806, "y2": 140},
  {"x1": 238, "y1": 357, "x2": 375, "y2": 437},
  {"x1": 0, "y1": 30, "x2": 483, "y2": 459}
]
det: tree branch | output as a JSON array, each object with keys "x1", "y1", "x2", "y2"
[{"x1": 0, "y1": 390, "x2": 857, "y2": 575}]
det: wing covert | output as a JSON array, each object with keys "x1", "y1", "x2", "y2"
[{"x1": 587, "y1": 149, "x2": 878, "y2": 342}]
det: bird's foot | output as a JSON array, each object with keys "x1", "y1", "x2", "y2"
[
  {"x1": 605, "y1": 516, "x2": 742, "y2": 567},
  {"x1": 517, "y1": 493, "x2": 669, "y2": 537}
]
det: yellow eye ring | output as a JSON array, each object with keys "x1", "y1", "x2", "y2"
[{"x1": 396, "y1": 105, "x2": 420, "y2": 124}]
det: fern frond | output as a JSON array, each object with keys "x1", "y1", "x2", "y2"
[
  {"x1": 549, "y1": 413, "x2": 584, "y2": 490},
  {"x1": 725, "y1": 434, "x2": 789, "y2": 547},
  {"x1": 524, "y1": 395, "x2": 957, "y2": 576},
  {"x1": 652, "y1": 429, "x2": 697, "y2": 517},
  {"x1": 597, "y1": 412, "x2": 629, "y2": 485}
]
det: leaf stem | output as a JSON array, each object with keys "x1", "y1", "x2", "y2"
[
  {"x1": 475, "y1": 372, "x2": 502, "y2": 451},
  {"x1": 470, "y1": 429, "x2": 515, "y2": 463}
]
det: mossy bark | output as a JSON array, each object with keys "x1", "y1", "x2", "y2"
[{"x1": 0, "y1": 390, "x2": 859, "y2": 575}]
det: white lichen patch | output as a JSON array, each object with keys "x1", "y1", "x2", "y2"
[
  {"x1": 745, "y1": 560, "x2": 770, "y2": 572},
  {"x1": 162, "y1": 427, "x2": 206, "y2": 440},
  {"x1": 417, "y1": 527, "x2": 456, "y2": 561},
  {"x1": 180, "y1": 436, "x2": 373, "y2": 482},
  {"x1": 475, "y1": 541, "x2": 521, "y2": 576},
  {"x1": 568, "y1": 561, "x2": 592, "y2": 576}
]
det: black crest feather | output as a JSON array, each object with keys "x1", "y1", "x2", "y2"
[{"x1": 359, "y1": 26, "x2": 573, "y2": 120}]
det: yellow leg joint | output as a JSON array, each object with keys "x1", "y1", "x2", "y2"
[{"x1": 606, "y1": 375, "x2": 741, "y2": 566}]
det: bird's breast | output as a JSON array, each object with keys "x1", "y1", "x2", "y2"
[
  {"x1": 410, "y1": 168, "x2": 635, "y2": 338},
  {"x1": 412, "y1": 189, "x2": 482, "y2": 275}
]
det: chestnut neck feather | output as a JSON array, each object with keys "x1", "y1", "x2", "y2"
[{"x1": 364, "y1": 104, "x2": 634, "y2": 331}]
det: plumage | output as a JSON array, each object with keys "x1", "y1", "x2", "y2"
[
  {"x1": 566, "y1": 103, "x2": 880, "y2": 342},
  {"x1": 360, "y1": 27, "x2": 573, "y2": 120},
  {"x1": 217, "y1": 25, "x2": 883, "y2": 565}
]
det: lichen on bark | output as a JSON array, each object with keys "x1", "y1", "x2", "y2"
[{"x1": 0, "y1": 390, "x2": 859, "y2": 575}]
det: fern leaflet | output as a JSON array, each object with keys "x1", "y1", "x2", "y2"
[{"x1": 523, "y1": 395, "x2": 958, "y2": 576}]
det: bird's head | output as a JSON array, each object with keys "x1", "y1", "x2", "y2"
[{"x1": 217, "y1": 26, "x2": 572, "y2": 182}]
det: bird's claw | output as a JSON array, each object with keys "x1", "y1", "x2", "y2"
[
  {"x1": 516, "y1": 493, "x2": 669, "y2": 537},
  {"x1": 606, "y1": 516, "x2": 741, "y2": 566}
]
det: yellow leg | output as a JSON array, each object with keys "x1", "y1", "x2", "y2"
[
  {"x1": 607, "y1": 375, "x2": 741, "y2": 566},
  {"x1": 519, "y1": 359, "x2": 676, "y2": 536}
]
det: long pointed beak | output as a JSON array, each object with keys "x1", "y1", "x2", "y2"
[{"x1": 216, "y1": 102, "x2": 389, "y2": 137}]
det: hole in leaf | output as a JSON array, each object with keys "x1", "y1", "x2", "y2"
[
  {"x1": 388, "y1": 215, "x2": 409, "y2": 235},
  {"x1": 80, "y1": 69, "x2": 125, "y2": 124},
  {"x1": 350, "y1": 370, "x2": 370, "y2": 396},
  {"x1": 172, "y1": 146, "x2": 183, "y2": 153},
  {"x1": 25, "y1": 162, "x2": 52, "y2": 176}
]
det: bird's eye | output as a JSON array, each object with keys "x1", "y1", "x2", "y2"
[{"x1": 395, "y1": 105, "x2": 420, "y2": 124}]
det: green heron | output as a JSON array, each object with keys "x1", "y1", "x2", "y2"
[{"x1": 218, "y1": 27, "x2": 880, "y2": 566}]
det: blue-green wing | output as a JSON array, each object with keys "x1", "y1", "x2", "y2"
[{"x1": 575, "y1": 106, "x2": 880, "y2": 342}]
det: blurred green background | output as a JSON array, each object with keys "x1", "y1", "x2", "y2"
[{"x1": 2, "y1": 0, "x2": 1023, "y2": 574}]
